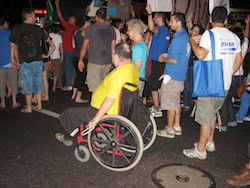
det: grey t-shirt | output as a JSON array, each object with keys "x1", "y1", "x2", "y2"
[{"x1": 85, "y1": 22, "x2": 116, "y2": 65}]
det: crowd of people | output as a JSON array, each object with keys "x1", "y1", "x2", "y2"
[{"x1": 0, "y1": 1, "x2": 249, "y2": 186}]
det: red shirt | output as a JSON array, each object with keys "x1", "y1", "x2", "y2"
[{"x1": 62, "y1": 19, "x2": 79, "y2": 52}]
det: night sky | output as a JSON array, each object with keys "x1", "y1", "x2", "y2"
[{"x1": 1, "y1": 0, "x2": 249, "y2": 26}]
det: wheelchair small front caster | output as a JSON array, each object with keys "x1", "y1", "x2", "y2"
[{"x1": 74, "y1": 145, "x2": 90, "y2": 163}]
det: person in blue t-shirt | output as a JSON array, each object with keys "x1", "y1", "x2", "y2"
[
  {"x1": 0, "y1": 18, "x2": 21, "y2": 109},
  {"x1": 146, "y1": 4, "x2": 170, "y2": 118},
  {"x1": 157, "y1": 13, "x2": 191, "y2": 139},
  {"x1": 127, "y1": 18, "x2": 148, "y2": 97}
]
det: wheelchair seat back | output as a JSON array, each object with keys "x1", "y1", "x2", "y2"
[{"x1": 119, "y1": 85, "x2": 151, "y2": 134}]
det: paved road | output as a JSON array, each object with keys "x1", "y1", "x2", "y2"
[{"x1": 0, "y1": 89, "x2": 249, "y2": 188}]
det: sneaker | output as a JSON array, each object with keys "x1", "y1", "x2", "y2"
[
  {"x1": 55, "y1": 133, "x2": 73, "y2": 146},
  {"x1": 194, "y1": 141, "x2": 215, "y2": 152},
  {"x1": 173, "y1": 126, "x2": 182, "y2": 136},
  {"x1": 149, "y1": 106, "x2": 163, "y2": 118},
  {"x1": 183, "y1": 147, "x2": 207, "y2": 160},
  {"x1": 215, "y1": 124, "x2": 227, "y2": 132},
  {"x1": 157, "y1": 127, "x2": 175, "y2": 138},
  {"x1": 227, "y1": 121, "x2": 238, "y2": 127},
  {"x1": 61, "y1": 86, "x2": 73, "y2": 91},
  {"x1": 236, "y1": 120, "x2": 243, "y2": 124},
  {"x1": 226, "y1": 164, "x2": 250, "y2": 187},
  {"x1": 244, "y1": 116, "x2": 250, "y2": 122}
]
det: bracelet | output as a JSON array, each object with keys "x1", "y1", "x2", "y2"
[{"x1": 147, "y1": 14, "x2": 152, "y2": 16}]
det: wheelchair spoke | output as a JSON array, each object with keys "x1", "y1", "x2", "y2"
[
  {"x1": 112, "y1": 148, "x2": 116, "y2": 166},
  {"x1": 96, "y1": 145, "x2": 112, "y2": 157},
  {"x1": 141, "y1": 123, "x2": 151, "y2": 137},
  {"x1": 118, "y1": 131, "x2": 131, "y2": 142},
  {"x1": 116, "y1": 145, "x2": 130, "y2": 164},
  {"x1": 113, "y1": 122, "x2": 117, "y2": 140},
  {"x1": 92, "y1": 138, "x2": 110, "y2": 144},
  {"x1": 99, "y1": 126, "x2": 112, "y2": 141},
  {"x1": 117, "y1": 143, "x2": 136, "y2": 150}
]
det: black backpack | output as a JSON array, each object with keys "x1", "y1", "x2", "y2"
[{"x1": 19, "y1": 31, "x2": 40, "y2": 63}]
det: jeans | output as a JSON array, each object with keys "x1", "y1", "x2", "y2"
[
  {"x1": 219, "y1": 76, "x2": 241, "y2": 126},
  {"x1": 64, "y1": 50, "x2": 76, "y2": 87},
  {"x1": 235, "y1": 90, "x2": 250, "y2": 121}
]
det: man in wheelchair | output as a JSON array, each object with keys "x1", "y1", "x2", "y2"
[{"x1": 55, "y1": 43, "x2": 139, "y2": 146}]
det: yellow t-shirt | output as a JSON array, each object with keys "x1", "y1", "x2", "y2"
[{"x1": 91, "y1": 64, "x2": 139, "y2": 114}]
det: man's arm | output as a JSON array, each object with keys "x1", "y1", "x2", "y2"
[
  {"x1": 10, "y1": 42, "x2": 19, "y2": 69},
  {"x1": 55, "y1": 0, "x2": 64, "y2": 23},
  {"x1": 190, "y1": 36, "x2": 209, "y2": 60},
  {"x1": 145, "y1": 4, "x2": 158, "y2": 34},
  {"x1": 111, "y1": 40, "x2": 116, "y2": 55},
  {"x1": 233, "y1": 52, "x2": 243, "y2": 74},
  {"x1": 88, "y1": 97, "x2": 115, "y2": 128},
  {"x1": 59, "y1": 42, "x2": 64, "y2": 63},
  {"x1": 158, "y1": 54, "x2": 177, "y2": 64},
  {"x1": 78, "y1": 39, "x2": 89, "y2": 72},
  {"x1": 134, "y1": 60, "x2": 142, "y2": 70}
]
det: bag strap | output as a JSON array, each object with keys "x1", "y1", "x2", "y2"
[{"x1": 208, "y1": 30, "x2": 216, "y2": 60}]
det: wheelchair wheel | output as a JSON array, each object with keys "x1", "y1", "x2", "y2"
[
  {"x1": 121, "y1": 115, "x2": 157, "y2": 153},
  {"x1": 88, "y1": 115, "x2": 143, "y2": 172},
  {"x1": 74, "y1": 145, "x2": 90, "y2": 163},
  {"x1": 141, "y1": 115, "x2": 157, "y2": 151}
]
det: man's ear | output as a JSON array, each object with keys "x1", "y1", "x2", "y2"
[
  {"x1": 209, "y1": 15, "x2": 212, "y2": 24},
  {"x1": 224, "y1": 18, "x2": 228, "y2": 27}
]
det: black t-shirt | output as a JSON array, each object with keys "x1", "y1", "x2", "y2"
[
  {"x1": 9, "y1": 23, "x2": 48, "y2": 63},
  {"x1": 85, "y1": 22, "x2": 116, "y2": 65}
]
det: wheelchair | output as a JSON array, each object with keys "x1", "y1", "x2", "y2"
[{"x1": 73, "y1": 83, "x2": 157, "y2": 172}]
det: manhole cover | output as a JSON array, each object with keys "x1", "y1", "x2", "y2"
[{"x1": 151, "y1": 164, "x2": 216, "y2": 188}]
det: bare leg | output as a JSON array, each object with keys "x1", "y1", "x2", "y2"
[
  {"x1": 75, "y1": 91, "x2": 88, "y2": 103},
  {"x1": 152, "y1": 91, "x2": 160, "y2": 107},
  {"x1": 42, "y1": 70, "x2": 49, "y2": 100},
  {"x1": 167, "y1": 110, "x2": 176, "y2": 131},
  {"x1": 0, "y1": 96, "x2": 6, "y2": 108},
  {"x1": 11, "y1": 95, "x2": 21, "y2": 108},
  {"x1": 197, "y1": 125, "x2": 209, "y2": 152},
  {"x1": 72, "y1": 88, "x2": 77, "y2": 100},
  {"x1": 52, "y1": 76, "x2": 57, "y2": 91},
  {"x1": 24, "y1": 95, "x2": 32, "y2": 112},
  {"x1": 173, "y1": 107, "x2": 181, "y2": 128},
  {"x1": 207, "y1": 120, "x2": 216, "y2": 143},
  {"x1": 36, "y1": 94, "x2": 42, "y2": 110}
]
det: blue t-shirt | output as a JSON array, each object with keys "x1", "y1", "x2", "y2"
[
  {"x1": 0, "y1": 29, "x2": 12, "y2": 69},
  {"x1": 164, "y1": 29, "x2": 191, "y2": 82},
  {"x1": 149, "y1": 26, "x2": 170, "y2": 61},
  {"x1": 132, "y1": 42, "x2": 147, "y2": 79}
]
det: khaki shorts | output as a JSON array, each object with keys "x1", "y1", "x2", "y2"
[
  {"x1": 160, "y1": 80, "x2": 184, "y2": 110},
  {"x1": 0, "y1": 68, "x2": 18, "y2": 97},
  {"x1": 195, "y1": 96, "x2": 226, "y2": 126},
  {"x1": 87, "y1": 63, "x2": 112, "y2": 92}
]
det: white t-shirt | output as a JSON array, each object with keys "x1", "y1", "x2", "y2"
[
  {"x1": 199, "y1": 27, "x2": 241, "y2": 90},
  {"x1": 49, "y1": 33, "x2": 63, "y2": 60},
  {"x1": 113, "y1": 26, "x2": 121, "y2": 45},
  {"x1": 234, "y1": 37, "x2": 249, "y2": 76}
]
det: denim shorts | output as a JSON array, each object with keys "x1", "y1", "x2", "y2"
[{"x1": 20, "y1": 61, "x2": 44, "y2": 95}]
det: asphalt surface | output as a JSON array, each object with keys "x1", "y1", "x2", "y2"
[{"x1": 0, "y1": 86, "x2": 249, "y2": 188}]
